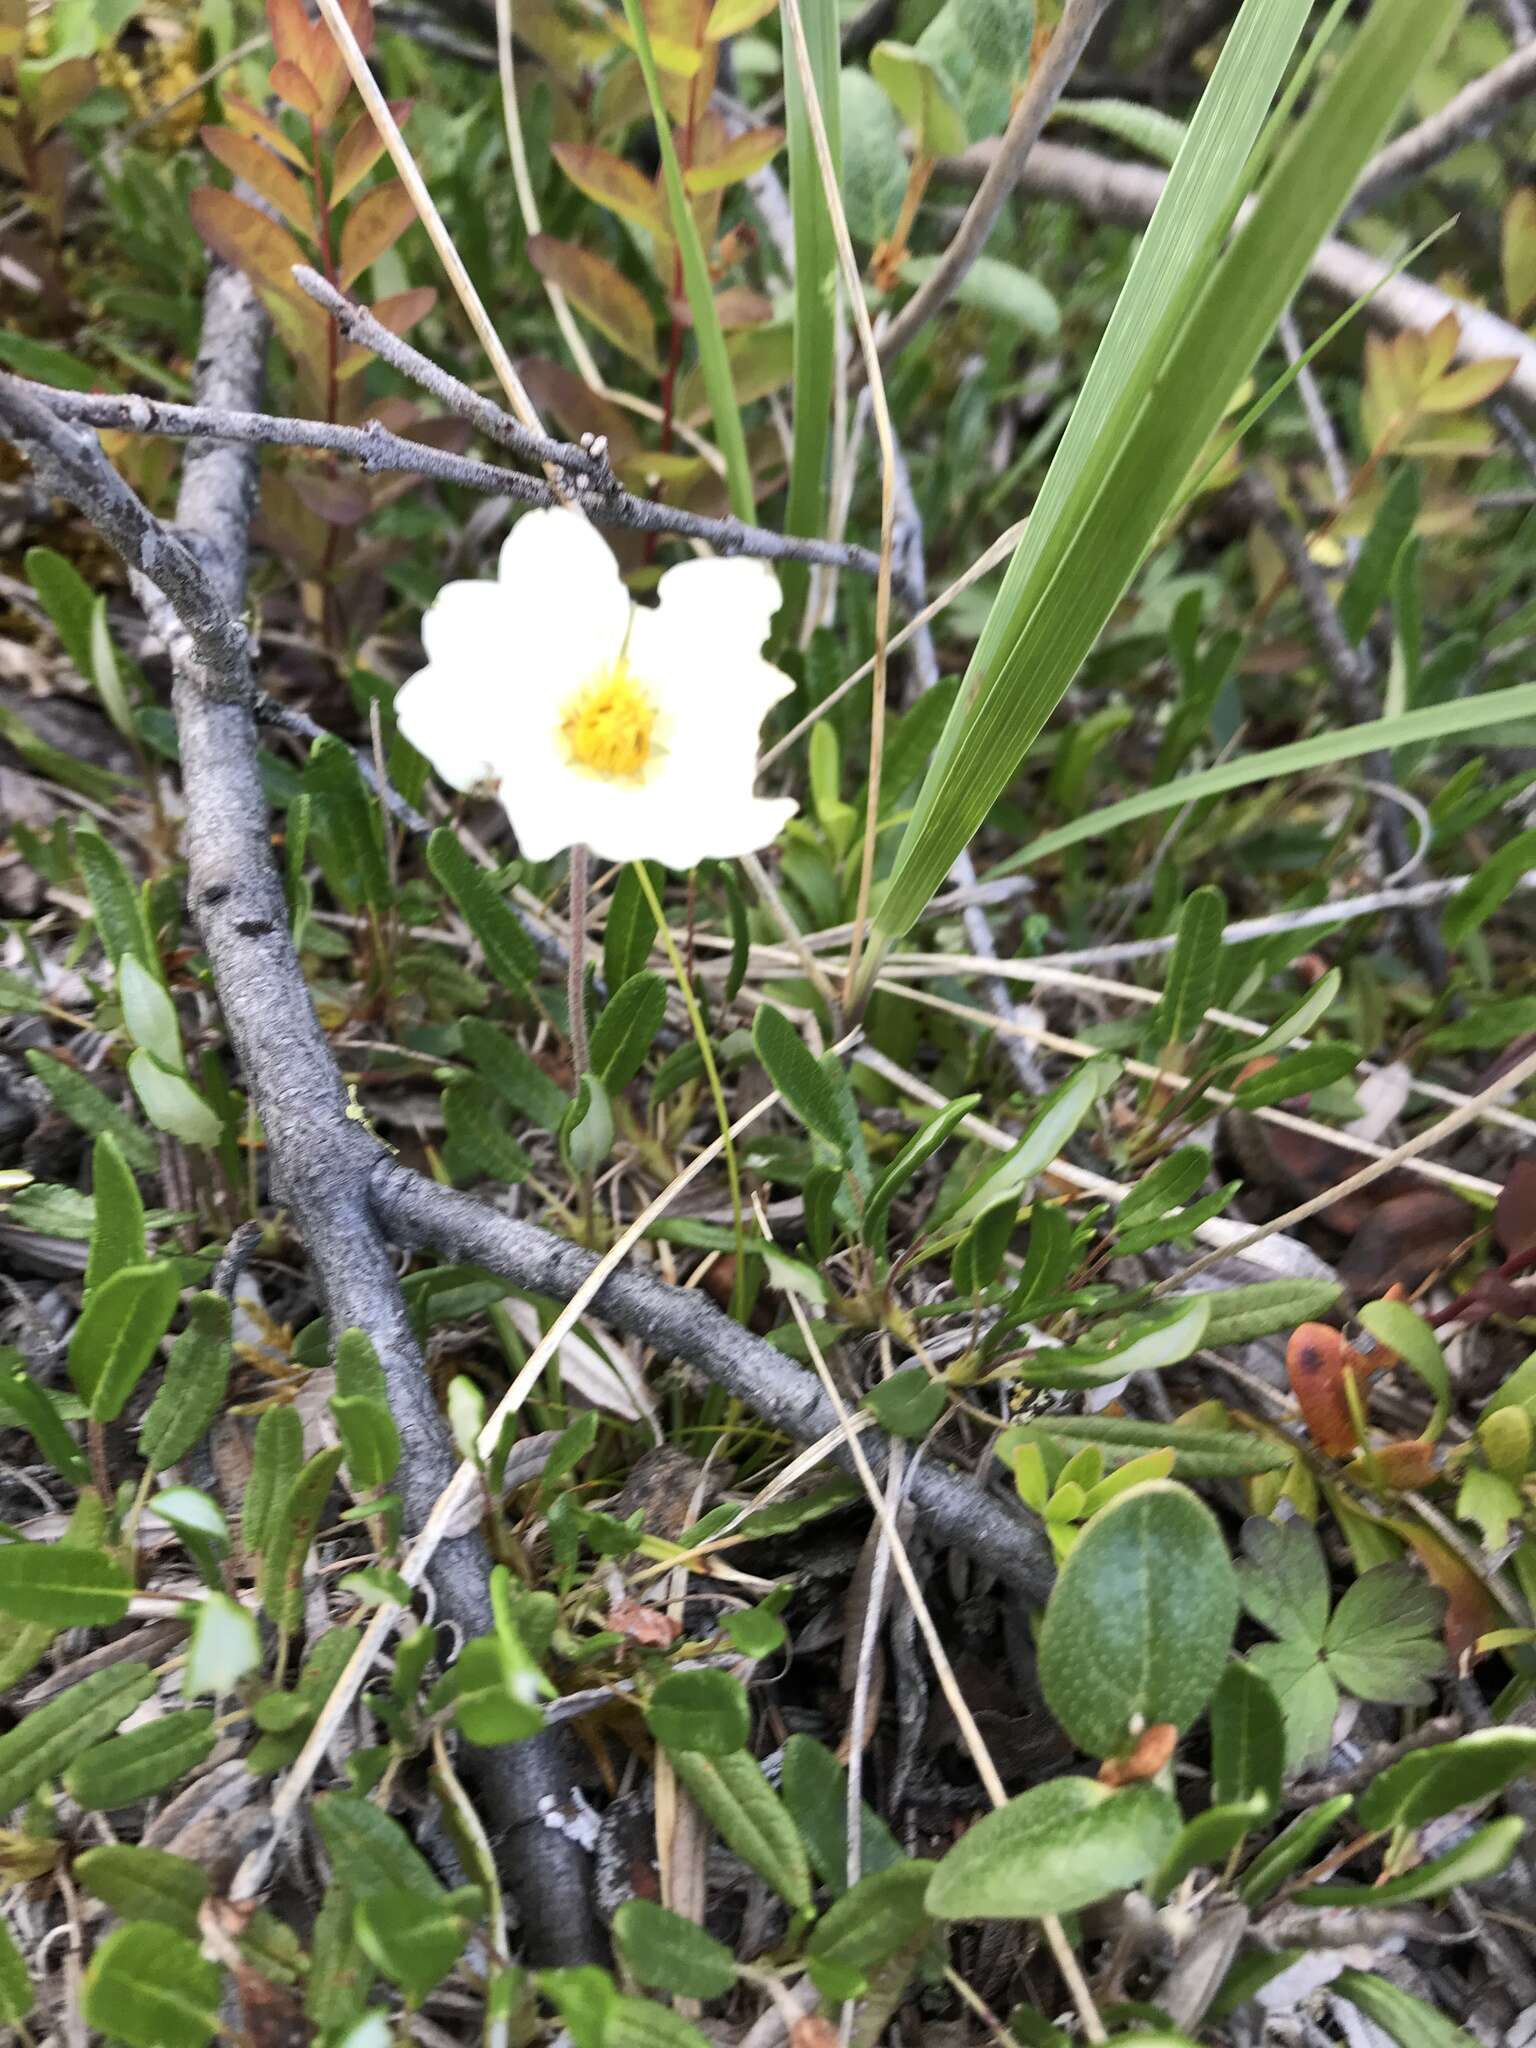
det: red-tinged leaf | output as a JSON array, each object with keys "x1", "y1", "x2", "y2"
[
  {"x1": 1356, "y1": 1438, "x2": 1438, "y2": 1490},
  {"x1": 527, "y1": 235, "x2": 659, "y2": 373},
  {"x1": 1419, "y1": 355, "x2": 1519, "y2": 414},
  {"x1": 267, "y1": 0, "x2": 318, "y2": 73},
  {"x1": 551, "y1": 142, "x2": 671, "y2": 238},
  {"x1": 712, "y1": 286, "x2": 774, "y2": 329},
  {"x1": 222, "y1": 91, "x2": 310, "y2": 170},
  {"x1": 370, "y1": 285, "x2": 437, "y2": 335},
  {"x1": 683, "y1": 124, "x2": 785, "y2": 194},
  {"x1": 311, "y1": 0, "x2": 375, "y2": 117},
  {"x1": 1286, "y1": 1323, "x2": 1359, "y2": 1458},
  {"x1": 201, "y1": 126, "x2": 315, "y2": 238},
  {"x1": 609, "y1": 1597, "x2": 681, "y2": 1647},
  {"x1": 330, "y1": 100, "x2": 410, "y2": 205},
  {"x1": 188, "y1": 187, "x2": 309, "y2": 302},
  {"x1": 1389, "y1": 1521, "x2": 1497, "y2": 1667},
  {"x1": 1096, "y1": 1723, "x2": 1178, "y2": 1787},
  {"x1": 290, "y1": 470, "x2": 374, "y2": 525},
  {"x1": 516, "y1": 356, "x2": 644, "y2": 463},
  {"x1": 269, "y1": 57, "x2": 322, "y2": 116},
  {"x1": 26, "y1": 55, "x2": 97, "y2": 142},
  {"x1": 1496, "y1": 1157, "x2": 1536, "y2": 1260},
  {"x1": 338, "y1": 180, "x2": 418, "y2": 287},
  {"x1": 1337, "y1": 1188, "x2": 1478, "y2": 1299}
]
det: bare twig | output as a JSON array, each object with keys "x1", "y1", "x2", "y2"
[
  {"x1": 1024, "y1": 867, "x2": 1536, "y2": 968},
  {"x1": 873, "y1": 0, "x2": 1110, "y2": 371},
  {"x1": 1346, "y1": 40, "x2": 1536, "y2": 213},
  {"x1": 20, "y1": 362, "x2": 886, "y2": 580},
  {"x1": 371, "y1": 1164, "x2": 1054, "y2": 1598},
  {"x1": 1, "y1": 270, "x2": 601, "y2": 1968},
  {"x1": 932, "y1": 137, "x2": 1536, "y2": 417}
]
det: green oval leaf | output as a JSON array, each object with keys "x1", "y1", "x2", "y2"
[
  {"x1": 1357, "y1": 1726, "x2": 1536, "y2": 1834},
  {"x1": 0, "y1": 1664, "x2": 154, "y2": 1815},
  {"x1": 926, "y1": 1778, "x2": 1179, "y2": 1920},
  {"x1": 613, "y1": 1900, "x2": 736, "y2": 1999},
  {"x1": 1038, "y1": 1480, "x2": 1238, "y2": 1759},
  {"x1": 0, "y1": 1542, "x2": 132, "y2": 1627},
  {"x1": 82, "y1": 1924, "x2": 221, "y2": 2048},
  {"x1": 647, "y1": 1669, "x2": 751, "y2": 1756},
  {"x1": 808, "y1": 1860, "x2": 935, "y2": 1970},
  {"x1": 65, "y1": 1711, "x2": 217, "y2": 1811}
]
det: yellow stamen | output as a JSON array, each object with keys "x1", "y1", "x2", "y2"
[{"x1": 559, "y1": 660, "x2": 658, "y2": 782}]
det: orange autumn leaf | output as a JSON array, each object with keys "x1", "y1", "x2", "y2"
[
  {"x1": 338, "y1": 180, "x2": 418, "y2": 289},
  {"x1": 188, "y1": 187, "x2": 309, "y2": 302},
  {"x1": 330, "y1": 100, "x2": 411, "y2": 206},
  {"x1": 1098, "y1": 1722, "x2": 1177, "y2": 1786},
  {"x1": 201, "y1": 126, "x2": 315, "y2": 239},
  {"x1": 551, "y1": 143, "x2": 672, "y2": 240},
  {"x1": 269, "y1": 57, "x2": 322, "y2": 117},
  {"x1": 528, "y1": 235, "x2": 659, "y2": 373},
  {"x1": 1286, "y1": 1323, "x2": 1360, "y2": 1456}
]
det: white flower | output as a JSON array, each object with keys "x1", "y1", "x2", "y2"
[{"x1": 395, "y1": 507, "x2": 798, "y2": 868}]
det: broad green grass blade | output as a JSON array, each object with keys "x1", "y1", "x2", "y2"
[
  {"x1": 780, "y1": 0, "x2": 840, "y2": 633},
  {"x1": 620, "y1": 0, "x2": 755, "y2": 523},
  {"x1": 875, "y1": 0, "x2": 1467, "y2": 942},
  {"x1": 990, "y1": 683, "x2": 1536, "y2": 873}
]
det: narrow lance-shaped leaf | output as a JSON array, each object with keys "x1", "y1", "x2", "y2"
[
  {"x1": 69, "y1": 1261, "x2": 181, "y2": 1423},
  {"x1": 1151, "y1": 885, "x2": 1225, "y2": 1050},
  {"x1": 996, "y1": 686, "x2": 1536, "y2": 874},
  {"x1": 85, "y1": 1131, "x2": 145, "y2": 1293},
  {"x1": 876, "y1": 0, "x2": 1468, "y2": 939}
]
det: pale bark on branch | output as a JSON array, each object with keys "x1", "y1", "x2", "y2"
[{"x1": 933, "y1": 136, "x2": 1536, "y2": 418}]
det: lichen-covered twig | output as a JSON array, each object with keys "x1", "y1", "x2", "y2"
[{"x1": 932, "y1": 137, "x2": 1536, "y2": 417}]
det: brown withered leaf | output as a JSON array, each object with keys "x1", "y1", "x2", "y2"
[
  {"x1": 1337, "y1": 1187, "x2": 1478, "y2": 1298},
  {"x1": 331, "y1": 99, "x2": 412, "y2": 206},
  {"x1": 609, "y1": 1597, "x2": 681, "y2": 1648},
  {"x1": 792, "y1": 2021, "x2": 841, "y2": 2048},
  {"x1": 1098, "y1": 1722, "x2": 1178, "y2": 1786},
  {"x1": 517, "y1": 357, "x2": 643, "y2": 465},
  {"x1": 1495, "y1": 1156, "x2": 1536, "y2": 1259},
  {"x1": 188, "y1": 187, "x2": 309, "y2": 302},
  {"x1": 528, "y1": 234, "x2": 659, "y2": 374}
]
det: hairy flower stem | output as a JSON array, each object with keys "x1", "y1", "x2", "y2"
[{"x1": 635, "y1": 862, "x2": 747, "y2": 1321}]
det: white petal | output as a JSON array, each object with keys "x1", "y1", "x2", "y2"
[
  {"x1": 394, "y1": 661, "x2": 506, "y2": 793},
  {"x1": 629, "y1": 559, "x2": 791, "y2": 734},
  {"x1": 498, "y1": 506, "x2": 631, "y2": 690},
  {"x1": 421, "y1": 577, "x2": 511, "y2": 669},
  {"x1": 653, "y1": 554, "x2": 782, "y2": 659}
]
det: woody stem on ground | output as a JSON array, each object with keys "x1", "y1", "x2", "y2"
[{"x1": 0, "y1": 268, "x2": 603, "y2": 1968}]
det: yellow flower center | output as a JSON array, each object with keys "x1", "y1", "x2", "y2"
[{"x1": 560, "y1": 660, "x2": 658, "y2": 783}]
